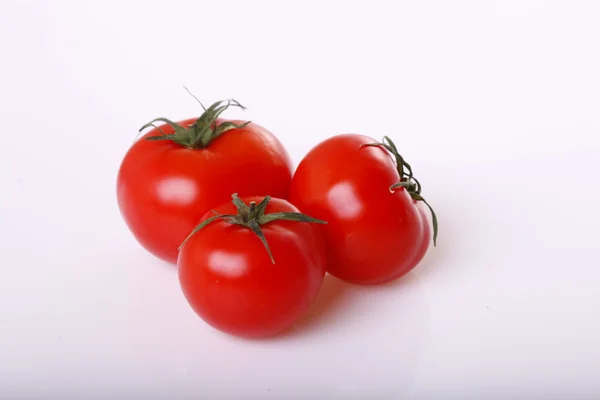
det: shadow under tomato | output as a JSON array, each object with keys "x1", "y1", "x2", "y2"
[
  {"x1": 277, "y1": 269, "x2": 425, "y2": 340},
  {"x1": 265, "y1": 273, "x2": 353, "y2": 340},
  {"x1": 295, "y1": 274, "x2": 351, "y2": 327},
  {"x1": 156, "y1": 258, "x2": 178, "y2": 271}
]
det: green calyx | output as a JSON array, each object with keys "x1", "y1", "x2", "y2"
[
  {"x1": 361, "y1": 136, "x2": 438, "y2": 246},
  {"x1": 139, "y1": 95, "x2": 250, "y2": 149},
  {"x1": 179, "y1": 194, "x2": 327, "y2": 264}
]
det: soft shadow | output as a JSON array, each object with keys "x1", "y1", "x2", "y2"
[
  {"x1": 296, "y1": 274, "x2": 351, "y2": 328},
  {"x1": 272, "y1": 273, "x2": 353, "y2": 339},
  {"x1": 249, "y1": 270, "x2": 431, "y2": 398},
  {"x1": 273, "y1": 269, "x2": 425, "y2": 340},
  {"x1": 155, "y1": 258, "x2": 178, "y2": 272},
  {"x1": 142, "y1": 249, "x2": 178, "y2": 272}
]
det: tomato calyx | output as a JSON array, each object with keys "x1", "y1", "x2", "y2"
[
  {"x1": 361, "y1": 136, "x2": 439, "y2": 246},
  {"x1": 180, "y1": 194, "x2": 327, "y2": 264},
  {"x1": 139, "y1": 96, "x2": 251, "y2": 149}
]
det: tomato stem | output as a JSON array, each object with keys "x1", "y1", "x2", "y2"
[
  {"x1": 179, "y1": 194, "x2": 327, "y2": 264},
  {"x1": 361, "y1": 137, "x2": 438, "y2": 246},
  {"x1": 139, "y1": 89, "x2": 251, "y2": 149}
]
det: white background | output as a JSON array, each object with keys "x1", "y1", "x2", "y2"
[{"x1": 1, "y1": 0, "x2": 599, "y2": 399}]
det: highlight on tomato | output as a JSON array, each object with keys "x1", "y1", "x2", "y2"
[
  {"x1": 117, "y1": 96, "x2": 293, "y2": 264},
  {"x1": 290, "y1": 134, "x2": 438, "y2": 285},
  {"x1": 177, "y1": 194, "x2": 328, "y2": 338}
]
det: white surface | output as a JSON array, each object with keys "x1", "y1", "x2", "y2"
[{"x1": 1, "y1": 0, "x2": 599, "y2": 398}]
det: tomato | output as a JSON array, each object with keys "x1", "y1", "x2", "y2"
[
  {"x1": 289, "y1": 134, "x2": 437, "y2": 285},
  {"x1": 177, "y1": 194, "x2": 327, "y2": 338},
  {"x1": 117, "y1": 99, "x2": 293, "y2": 264}
]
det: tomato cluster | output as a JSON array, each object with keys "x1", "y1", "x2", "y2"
[{"x1": 117, "y1": 97, "x2": 437, "y2": 338}]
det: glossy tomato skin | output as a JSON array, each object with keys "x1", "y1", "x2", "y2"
[
  {"x1": 178, "y1": 197, "x2": 326, "y2": 338},
  {"x1": 117, "y1": 118, "x2": 293, "y2": 264},
  {"x1": 290, "y1": 134, "x2": 430, "y2": 285}
]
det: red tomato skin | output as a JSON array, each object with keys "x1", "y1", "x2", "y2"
[
  {"x1": 117, "y1": 118, "x2": 293, "y2": 264},
  {"x1": 178, "y1": 197, "x2": 327, "y2": 338},
  {"x1": 289, "y1": 134, "x2": 429, "y2": 285}
]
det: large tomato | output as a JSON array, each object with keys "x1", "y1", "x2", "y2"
[
  {"x1": 117, "y1": 100, "x2": 293, "y2": 264},
  {"x1": 178, "y1": 194, "x2": 327, "y2": 338},
  {"x1": 289, "y1": 134, "x2": 437, "y2": 285}
]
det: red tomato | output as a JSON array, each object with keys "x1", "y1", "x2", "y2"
[
  {"x1": 289, "y1": 134, "x2": 437, "y2": 285},
  {"x1": 178, "y1": 195, "x2": 327, "y2": 338},
  {"x1": 117, "y1": 100, "x2": 293, "y2": 264}
]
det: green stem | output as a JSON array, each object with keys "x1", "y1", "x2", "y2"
[
  {"x1": 179, "y1": 194, "x2": 327, "y2": 264},
  {"x1": 139, "y1": 89, "x2": 251, "y2": 149},
  {"x1": 362, "y1": 136, "x2": 438, "y2": 246}
]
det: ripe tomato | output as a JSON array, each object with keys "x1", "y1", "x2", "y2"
[
  {"x1": 178, "y1": 194, "x2": 327, "y2": 338},
  {"x1": 289, "y1": 134, "x2": 437, "y2": 285},
  {"x1": 117, "y1": 100, "x2": 293, "y2": 264}
]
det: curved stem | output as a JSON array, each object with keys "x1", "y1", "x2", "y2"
[
  {"x1": 409, "y1": 193, "x2": 438, "y2": 246},
  {"x1": 361, "y1": 135, "x2": 438, "y2": 246},
  {"x1": 184, "y1": 86, "x2": 206, "y2": 110},
  {"x1": 249, "y1": 220, "x2": 274, "y2": 263},
  {"x1": 179, "y1": 214, "x2": 237, "y2": 249},
  {"x1": 411, "y1": 176, "x2": 422, "y2": 194},
  {"x1": 140, "y1": 90, "x2": 250, "y2": 149},
  {"x1": 139, "y1": 118, "x2": 186, "y2": 134},
  {"x1": 260, "y1": 212, "x2": 327, "y2": 225}
]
